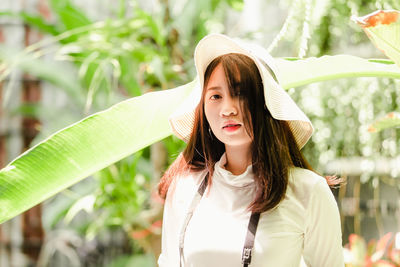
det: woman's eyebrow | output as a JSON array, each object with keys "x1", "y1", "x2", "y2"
[{"x1": 206, "y1": 86, "x2": 222, "y2": 91}]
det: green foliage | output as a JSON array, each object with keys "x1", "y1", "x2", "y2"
[
  {"x1": 163, "y1": 135, "x2": 186, "y2": 165},
  {"x1": 291, "y1": 77, "x2": 400, "y2": 174},
  {"x1": 93, "y1": 151, "x2": 152, "y2": 230},
  {"x1": 267, "y1": 0, "x2": 400, "y2": 175},
  {"x1": 0, "y1": 82, "x2": 194, "y2": 224},
  {"x1": 0, "y1": 0, "x2": 244, "y2": 260},
  {"x1": 0, "y1": 45, "x2": 84, "y2": 106},
  {"x1": 272, "y1": 0, "x2": 400, "y2": 57},
  {"x1": 0, "y1": 2, "x2": 180, "y2": 114},
  {"x1": 68, "y1": 150, "x2": 157, "y2": 240},
  {"x1": 0, "y1": 11, "x2": 59, "y2": 35},
  {"x1": 49, "y1": 0, "x2": 92, "y2": 33},
  {"x1": 108, "y1": 253, "x2": 156, "y2": 267},
  {"x1": 171, "y1": 0, "x2": 243, "y2": 54}
]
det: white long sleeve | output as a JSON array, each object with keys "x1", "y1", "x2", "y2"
[{"x1": 302, "y1": 178, "x2": 344, "y2": 266}]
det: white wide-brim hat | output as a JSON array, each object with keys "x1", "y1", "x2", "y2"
[{"x1": 169, "y1": 34, "x2": 313, "y2": 149}]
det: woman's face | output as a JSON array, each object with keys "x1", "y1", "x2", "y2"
[{"x1": 204, "y1": 63, "x2": 253, "y2": 149}]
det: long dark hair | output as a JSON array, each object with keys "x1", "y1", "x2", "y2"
[{"x1": 159, "y1": 53, "x2": 335, "y2": 213}]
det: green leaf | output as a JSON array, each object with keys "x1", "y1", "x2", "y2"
[
  {"x1": 119, "y1": 57, "x2": 142, "y2": 96},
  {"x1": 64, "y1": 194, "x2": 95, "y2": 224},
  {"x1": 368, "y1": 112, "x2": 400, "y2": 132},
  {"x1": 0, "y1": 81, "x2": 195, "y2": 224},
  {"x1": 108, "y1": 254, "x2": 156, "y2": 267},
  {"x1": 0, "y1": 11, "x2": 59, "y2": 35},
  {"x1": 227, "y1": 0, "x2": 244, "y2": 11},
  {"x1": 352, "y1": 10, "x2": 400, "y2": 67},
  {"x1": 10, "y1": 103, "x2": 42, "y2": 118},
  {"x1": 135, "y1": 10, "x2": 165, "y2": 47},
  {"x1": 276, "y1": 55, "x2": 400, "y2": 88},
  {"x1": 1, "y1": 55, "x2": 400, "y2": 223},
  {"x1": 50, "y1": 0, "x2": 92, "y2": 31},
  {"x1": 0, "y1": 45, "x2": 84, "y2": 106}
]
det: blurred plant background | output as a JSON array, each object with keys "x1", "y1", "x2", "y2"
[{"x1": 0, "y1": 0, "x2": 399, "y2": 266}]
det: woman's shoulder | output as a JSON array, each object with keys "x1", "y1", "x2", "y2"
[
  {"x1": 288, "y1": 167, "x2": 326, "y2": 187},
  {"x1": 287, "y1": 167, "x2": 332, "y2": 205},
  {"x1": 165, "y1": 168, "x2": 207, "y2": 200},
  {"x1": 178, "y1": 168, "x2": 208, "y2": 185}
]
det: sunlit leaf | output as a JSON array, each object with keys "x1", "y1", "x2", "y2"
[
  {"x1": 0, "y1": 81, "x2": 195, "y2": 224},
  {"x1": 352, "y1": 10, "x2": 400, "y2": 67},
  {"x1": 276, "y1": 55, "x2": 400, "y2": 88},
  {"x1": 368, "y1": 112, "x2": 400, "y2": 132}
]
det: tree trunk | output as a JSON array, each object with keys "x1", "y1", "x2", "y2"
[{"x1": 20, "y1": 23, "x2": 45, "y2": 265}]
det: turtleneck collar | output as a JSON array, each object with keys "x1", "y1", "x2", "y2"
[{"x1": 214, "y1": 153, "x2": 254, "y2": 188}]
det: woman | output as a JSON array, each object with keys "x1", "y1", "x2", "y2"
[{"x1": 158, "y1": 34, "x2": 344, "y2": 267}]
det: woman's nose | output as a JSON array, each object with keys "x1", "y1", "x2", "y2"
[{"x1": 220, "y1": 96, "x2": 238, "y2": 117}]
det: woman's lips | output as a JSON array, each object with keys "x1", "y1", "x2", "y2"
[{"x1": 222, "y1": 124, "x2": 241, "y2": 132}]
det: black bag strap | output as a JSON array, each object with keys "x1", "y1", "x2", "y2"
[
  {"x1": 197, "y1": 172, "x2": 209, "y2": 196},
  {"x1": 242, "y1": 212, "x2": 261, "y2": 267},
  {"x1": 179, "y1": 172, "x2": 261, "y2": 267}
]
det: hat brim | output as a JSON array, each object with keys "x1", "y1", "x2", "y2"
[{"x1": 169, "y1": 34, "x2": 313, "y2": 149}]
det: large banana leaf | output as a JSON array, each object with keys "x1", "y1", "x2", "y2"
[{"x1": 1, "y1": 55, "x2": 400, "y2": 224}]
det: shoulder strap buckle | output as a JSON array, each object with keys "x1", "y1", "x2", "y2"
[{"x1": 242, "y1": 247, "x2": 252, "y2": 264}]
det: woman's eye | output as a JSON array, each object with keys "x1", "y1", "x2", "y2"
[{"x1": 210, "y1": 94, "x2": 221, "y2": 100}]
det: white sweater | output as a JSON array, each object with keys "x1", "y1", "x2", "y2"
[{"x1": 158, "y1": 154, "x2": 344, "y2": 267}]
